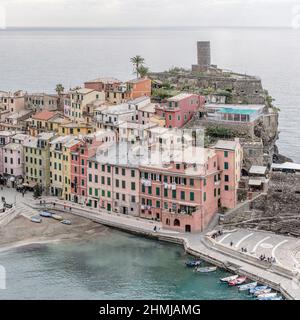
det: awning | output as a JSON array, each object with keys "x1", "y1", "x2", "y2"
[
  {"x1": 249, "y1": 179, "x2": 263, "y2": 186},
  {"x1": 23, "y1": 181, "x2": 37, "y2": 188},
  {"x1": 249, "y1": 165, "x2": 267, "y2": 175}
]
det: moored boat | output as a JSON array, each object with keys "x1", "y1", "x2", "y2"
[
  {"x1": 195, "y1": 266, "x2": 217, "y2": 273},
  {"x1": 185, "y1": 260, "x2": 201, "y2": 267},
  {"x1": 238, "y1": 282, "x2": 258, "y2": 291},
  {"x1": 220, "y1": 275, "x2": 238, "y2": 283},
  {"x1": 254, "y1": 288, "x2": 272, "y2": 296},
  {"x1": 31, "y1": 216, "x2": 42, "y2": 223},
  {"x1": 52, "y1": 214, "x2": 63, "y2": 221},
  {"x1": 39, "y1": 211, "x2": 52, "y2": 218},
  {"x1": 250, "y1": 285, "x2": 268, "y2": 294},
  {"x1": 228, "y1": 276, "x2": 247, "y2": 286},
  {"x1": 257, "y1": 292, "x2": 277, "y2": 299},
  {"x1": 61, "y1": 219, "x2": 72, "y2": 225}
]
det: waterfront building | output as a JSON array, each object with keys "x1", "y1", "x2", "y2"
[
  {"x1": 1, "y1": 133, "x2": 31, "y2": 187},
  {"x1": 155, "y1": 93, "x2": 205, "y2": 128},
  {"x1": 87, "y1": 142, "x2": 143, "y2": 215},
  {"x1": 70, "y1": 130, "x2": 116, "y2": 204},
  {"x1": 0, "y1": 90, "x2": 26, "y2": 116},
  {"x1": 138, "y1": 102, "x2": 157, "y2": 125},
  {"x1": 106, "y1": 83, "x2": 128, "y2": 105},
  {"x1": 49, "y1": 135, "x2": 81, "y2": 198},
  {"x1": 0, "y1": 131, "x2": 17, "y2": 176},
  {"x1": 118, "y1": 121, "x2": 157, "y2": 144},
  {"x1": 58, "y1": 122, "x2": 95, "y2": 136},
  {"x1": 213, "y1": 139, "x2": 243, "y2": 209},
  {"x1": 69, "y1": 88, "x2": 105, "y2": 123},
  {"x1": 23, "y1": 132, "x2": 55, "y2": 193}
]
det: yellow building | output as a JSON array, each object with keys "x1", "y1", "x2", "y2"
[
  {"x1": 58, "y1": 122, "x2": 95, "y2": 136},
  {"x1": 69, "y1": 88, "x2": 105, "y2": 123},
  {"x1": 49, "y1": 135, "x2": 81, "y2": 199}
]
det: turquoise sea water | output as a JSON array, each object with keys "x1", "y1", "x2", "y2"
[{"x1": 0, "y1": 230, "x2": 251, "y2": 300}]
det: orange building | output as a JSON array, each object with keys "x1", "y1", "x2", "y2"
[{"x1": 127, "y1": 78, "x2": 151, "y2": 100}]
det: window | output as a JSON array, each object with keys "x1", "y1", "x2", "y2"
[
  {"x1": 225, "y1": 175, "x2": 229, "y2": 182},
  {"x1": 95, "y1": 175, "x2": 98, "y2": 183},
  {"x1": 107, "y1": 191, "x2": 111, "y2": 198},
  {"x1": 190, "y1": 179, "x2": 194, "y2": 186},
  {"x1": 88, "y1": 174, "x2": 92, "y2": 182},
  {"x1": 225, "y1": 185, "x2": 229, "y2": 191},
  {"x1": 131, "y1": 170, "x2": 135, "y2": 177},
  {"x1": 224, "y1": 151, "x2": 228, "y2": 158},
  {"x1": 156, "y1": 201, "x2": 160, "y2": 208},
  {"x1": 116, "y1": 179, "x2": 119, "y2": 188},
  {"x1": 115, "y1": 167, "x2": 119, "y2": 174},
  {"x1": 89, "y1": 188, "x2": 92, "y2": 195},
  {"x1": 156, "y1": 187, "x2": 160, "y2": 196},
  {"x1": 214, "y1": 188, "x2": 217, "y2": 197},
  {"x1": 131, "y1": 182, "x2": 136, "y2": 191},
  {"x1": 190, "y1": 192, "x2": 194, "y2": 201},
  {"x1": 176, "y1": 164, "x2": 180, "y2": 170},
  {"x1": 148, "y1": 186, "x2": 152, "y2": 195},
  {"x1": 181, "y1": 191, "x2": 185, "y2": 200},
  {"x1": 102, "y1": 165, "x2": 105, "y2": 172},
  {"x1": 204, "y1": 179, "x2": 206, "y2": 186},
  {"x1": 122, "y1": 181, "x2": 126, "y2": 189},
  {"x1": 164, "y1": 189, "x2": 168, "y2": 197},
  {"x1": 107, "y1": 166, "x2": 111, "y2": 173},
  {"x1": 224, "y1": 162, "x2": 229, "y2": 170},
  {"x1": 122, "y1": 168, "x2": 126, "y2": 176},
  {"x1": 107, "y1": 177, "x2": 111, "y2": 186},
  {"x1": 203, "y1": 192, "x2": 207, "y2": 202},
  {"x1": 142, "y1": 185, "x2": 145, "y2": 193},
  {"x1": 172, "y1": 190, "x2": 176, "y2": 199},
  {"x1": 131, "y1": 196, "x2": 136, "y2": 203},
  {"x1": 102, "y1": 190, "x2": 105, "y2": 197}
]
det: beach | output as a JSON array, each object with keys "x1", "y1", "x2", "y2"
[{"x1": 0, "y1": 211, "x2": 108, "y2": 253}]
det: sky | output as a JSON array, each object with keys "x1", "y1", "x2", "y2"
[{"x1": 0, "y1": 0, "x2": 299, "y2": 28}]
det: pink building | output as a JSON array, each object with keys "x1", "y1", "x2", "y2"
[
  {"x1": 87, "y1": 143, "x2": 140, "y2": 215},
  {"x1": 70, "y1": 131, "x2": 115, "y2": 204},
  {"x1": 155, "y1": 93, "x2": 205, "y2": 128}
]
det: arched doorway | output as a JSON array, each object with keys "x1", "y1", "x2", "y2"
[
  {"x1": 174, "y1": 219, "x2": 180, "y2": 227},
  {"x1": 166, "y1": 218, "x2": 170, "y2": 225}
]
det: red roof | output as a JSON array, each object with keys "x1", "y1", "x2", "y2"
[{"x1": 32, "y1": 110, "x2": 56, "y2": 121}]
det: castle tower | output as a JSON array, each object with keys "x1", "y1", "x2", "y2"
[{"x1": 192, "y1": 41, "x2": 211, "y2": 72}]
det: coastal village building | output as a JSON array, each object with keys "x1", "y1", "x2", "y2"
[
  {"x1": 0, "y1": 90, "x2": 26, "y2": 116},
  {"x1": 155, "y1": 93, "x2": 205, "y2": 128},
  {"x1": 68, "y1": 88, "x2": 105, "y2": 123},
  {"x1": 70, "y1": 130, "x2": 116, "y2": 204},
  {"x1": 23, "y1": 132, "x2": 55, "y2": 193},
  {"x1": 0, "y1": 109, "x2": 33, "y2": 132},
  {"x1": 126, "y1": 78, "x2": 151, "y2": 100},
  {"x1": 84, "y1": 77, "x2": 122, "y2": 93},
  {"x1": 1, "y1": 133, "x2": 31, "y2": 187},
  {"x1": 26, "y1": 93, "x2": 59, "y2": 112}
]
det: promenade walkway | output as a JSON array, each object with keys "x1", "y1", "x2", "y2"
[{"x1": 2, "y1": 187, "x2": 300, "y2": 300}]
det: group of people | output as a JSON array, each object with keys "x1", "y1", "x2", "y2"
[
  {"x1": 241, "y1": 247, "x2": 248, "y2": 253},
  {"x1": 259, "y1": 254, "x2": 276, "y2": 263},
  {"x1": 211, "y1": 230, "x2": 223, "y2": 239}
]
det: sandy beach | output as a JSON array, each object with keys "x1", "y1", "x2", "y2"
[{"x1": 0, "y1": 212, "x2": 108, "y2": 253}]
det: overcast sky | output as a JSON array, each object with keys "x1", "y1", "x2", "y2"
[{"x1": 1, "y1": 0, "x2": 299, "y2": 27}]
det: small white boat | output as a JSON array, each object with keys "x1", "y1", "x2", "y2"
[
  {"x1": 195, "y1": 266, "x2": 217, "y2": 273},
  {"x1": 61, "y1": 219, "x2": 72, "y2": 225},
  {"x1": 250, "y1": 285, "x2": 268, "y2": 294},
  {"x1": 238, "y1": 282, "x2": 258, "y2": 291},
  {"x1": 228, "y1": 276, "x2": 247, "y2": 286},
  {"x1": 257, "y1": 292, "x2": 277, "y2": 299},
  {"x1": 31, "y1": 216, "x2": 42, "y2": 223},
  {"x1": 254, "y1": 288, "x2": 272, "y2": 296},
  {"x1": 220, "y1": 275, "x2": 238, "y2": 283}
]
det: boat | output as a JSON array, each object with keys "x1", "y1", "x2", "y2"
[
  {"x1": 254, "y1": 288, "x2": 272, "y2": 296},
  {"x1": 185, "y1": 260, "x2": 201, "y2": 267},
  {"x1": 31, "y1": 216, "x2": 42, "y2": 223},
  {"x1": 220, "y1": 275, "x2": 239, "y2": 283},
  {"x1": 257, "y1": 292, "x2": 277, "y2": 299},
  {"x1": 195, "y1": 266, "x2": 217, "y2": 273},
  {"x1": 228, "y1": 276, "x2": 247, "y2": 286},
  {"x1": 258, "y1": 296, "x2": 282, "y2": 300},
  {"x1": 238, "y1": 282, "x2": 258, "y2": 291},
  {"x1": 52, "y1": 214, "x2": 63, "y2": 221},
  {"x1": 39, "y1": 211, "x2": 52, "y2": 218},
  {"x1": 250, "y1": 285, "x2": 268, "y2": 294},
  {"x1": 61, "y1": 219, "x2": 72, "y2": 225}
]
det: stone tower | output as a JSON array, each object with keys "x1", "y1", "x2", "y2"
[{"x1": 192, "y1": 41, "x2": 211, "y2": 72}]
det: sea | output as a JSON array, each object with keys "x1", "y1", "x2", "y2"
[{"x1": 0, "y1": 26, "x2": 299, "y2": 299}]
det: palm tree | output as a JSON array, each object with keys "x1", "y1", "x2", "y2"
[
  {"x1": 137, "y1": 65, "x2": 149, "y2": 78},
  {"x1": 55, "y1": 83, "x2": 64, "y2": 96},
  {"x1": 130, "y1": 55, "x2": 145, "y2": 78}
]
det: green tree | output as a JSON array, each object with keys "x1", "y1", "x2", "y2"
[
  {"x1": 137, "y1": 65, "x2": 149, "y2": 78},
  {"x1": 33, "y1": 184, "x2": 42, "y2": 199},
  {"x1": 55, "y1": 83, "x2": 64, "y2": 96},
  {"x1": 130, "y1": 55, "x2": 145, "y2": 78}
]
